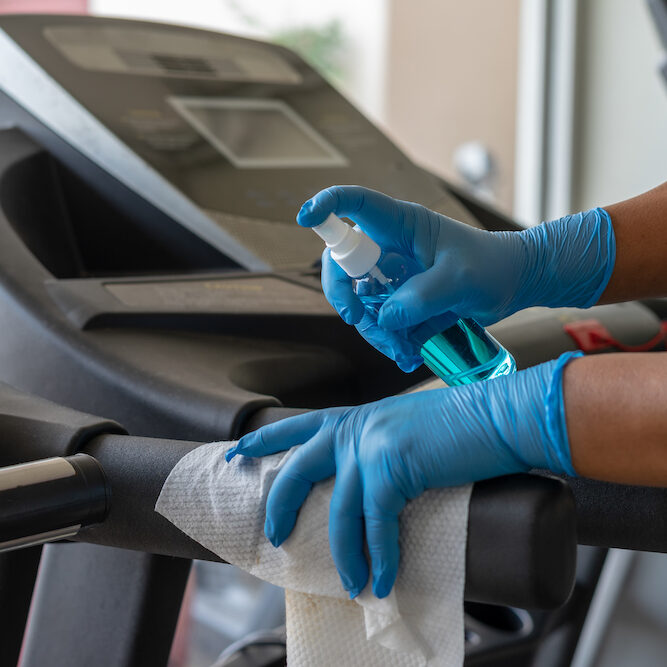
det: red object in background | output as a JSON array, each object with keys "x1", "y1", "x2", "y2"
[
  {"x1": 563, "y1": 319, "x2": 667, "y2": 353},
  {"x1": 0, "y1": 0, "x2": 87, "y2": 13}
]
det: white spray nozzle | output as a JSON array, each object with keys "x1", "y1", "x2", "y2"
[
  {"x1": 311, "y1": 213, "x2": 350, "y2": 246},
  {"x1": 311, "y1": 213, "x2": 381, "y2": 278}
]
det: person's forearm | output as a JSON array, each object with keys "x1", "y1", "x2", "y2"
[
  {"x1": 564, "y1": 352, "x2": 667, "y2": 486},
  {"x1": 601, "y1": 182, "x2": 667, "y2": 303}
]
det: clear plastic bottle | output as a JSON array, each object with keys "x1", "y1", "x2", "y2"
[{"x1": 312, "y1": 213, "x2": 516, "y2": 385}]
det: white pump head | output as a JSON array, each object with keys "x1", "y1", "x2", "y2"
[{"x1": 311, "y1": 213, "x2": 381, "y2": 278}]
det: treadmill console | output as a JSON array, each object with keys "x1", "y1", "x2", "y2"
[{"x1": 0, "y1": 14, "x2": 481, "y2": 274}]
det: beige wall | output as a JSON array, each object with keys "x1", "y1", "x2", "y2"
[{"x1": 383, "y1": 0, "x2": 521, "y2": 213}]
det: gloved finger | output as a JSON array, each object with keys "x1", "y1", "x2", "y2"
[
  {"x1": 354, "y1": 312, "x2": 422, "y2": 372},
  {"x1": 329, "y1": 448, "x2": 368, "y2": 598},
  {"x1": 264, "y1": 432, "x2": 335, "y2": 546},
  {"x1": 378, "y1": 268, "x2": 459, "y2": 331},
  {"x1": 227, "y1": 410, "x2": 330, "y2": 461},
  {"x1": 321, "y1": 249, "x2": 364, "y2": 325},
  {"x1": 363, "y1": 477, "x2": 406, "y2": 598},
  {"x1": 297, "y1": 186, "x2": 413, "y2": 256}
]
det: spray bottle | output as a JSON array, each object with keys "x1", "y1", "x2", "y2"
[{"x1": 311, "y1": 213, "x2": 516, "y2": 385}]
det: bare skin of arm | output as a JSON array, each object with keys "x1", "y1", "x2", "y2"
[
  {"x1": 600, "y1": 181, "x2": 667, "y2": 303},
  {"x1": 564, "y1": 353, "x2": 667, "y2": 485},
  {"x1": 564, "y1": 183, "x2": 667, "y2": 486}
]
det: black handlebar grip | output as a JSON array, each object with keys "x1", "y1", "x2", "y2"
[{"x1": 0, "y1": 453, "x2": 109, "y2": 552}]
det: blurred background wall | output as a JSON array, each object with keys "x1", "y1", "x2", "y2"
[
  {"x1": 383, "y1": 0, "x2": 520, "y2": 213},
  {"x1": 0, "y1": 0, "x2": 85, "y2": 11}
]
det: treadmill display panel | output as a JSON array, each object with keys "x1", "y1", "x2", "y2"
[{"x1": 169, "y1": 97, "x2": 347, "y2": 169}]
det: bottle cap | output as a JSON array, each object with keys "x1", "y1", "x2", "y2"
[{"x1": 311, "y1": 213, "x2": 381, "y2": 278}]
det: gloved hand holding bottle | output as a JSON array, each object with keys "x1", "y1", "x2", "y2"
[
  {"x1": 308, "y1": 210, "x2": 516, "y2": 384},
  {"x1": 298, "y1": 186, "x2": 616, "y2": 372},
  {"x1": 226, "y1": 352, "x2": 580, "y2": 599}
]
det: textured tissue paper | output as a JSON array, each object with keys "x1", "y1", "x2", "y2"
[{"x1": 156, "y1": 441, "x2": 471, "y2": 667}]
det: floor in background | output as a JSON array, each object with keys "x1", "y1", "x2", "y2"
[{"x1": 595, "y1": 551, "x2": 667, "y2": 667}]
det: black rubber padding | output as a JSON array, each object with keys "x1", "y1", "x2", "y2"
[
  {"x1": 567, "y1": 475, "x2": 667, "y2": 553},
  {"x1": 466, "y1": 474, "x2": 577, "y2": 610}
]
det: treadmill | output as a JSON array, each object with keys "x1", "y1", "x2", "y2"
[{"x1": 0, "y1": 14, "x2": 664, "y2": 667}]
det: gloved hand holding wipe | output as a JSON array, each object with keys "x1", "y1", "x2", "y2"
[
  {"x1": 226, "y1": 185, "x2": 619, "y2": 600},
  {"x1": 226, "y1": 354, "x2": 579, "y2": 599}
]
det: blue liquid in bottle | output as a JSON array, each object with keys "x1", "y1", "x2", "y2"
[{"x1": 355, "y1": 252, "x2": 516, "y2": 385}]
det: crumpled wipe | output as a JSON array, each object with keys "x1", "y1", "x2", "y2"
[{"x1": 156, "y1": 441, "x2": 471, "y2": 666}]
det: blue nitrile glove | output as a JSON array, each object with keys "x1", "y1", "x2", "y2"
[
  {"x1": 298, "y1": 186, "x2": 615, "y2": 371},
  {"x1": 226, "y1": 351, "x2": 580, "y2": 599}
]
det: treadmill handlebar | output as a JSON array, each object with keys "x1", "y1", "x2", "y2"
[
  {"x1": 80, "y1": 428, "x2": 577, "y2": 610},
  {"x1": 0, "y1": 453, "x2": 109, "y2": 553},
  {"x1": 0, "y1": 387, "x2": 577, "y2": 610}
]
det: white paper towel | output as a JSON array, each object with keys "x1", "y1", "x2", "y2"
[{"x1": 156, "y1": 441, "x2": 471, "y2": 666}]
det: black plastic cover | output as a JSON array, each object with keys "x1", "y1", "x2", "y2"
[
  {"x1": 20, "y1": 543, "x2": 190, "y2": 667},
  {"x1": 0, "y1": 382, "x2": 124, "y2": 467}
]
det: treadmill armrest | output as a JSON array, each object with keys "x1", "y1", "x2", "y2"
[{"x1": 466, "y1": 474, "x2": 576, "y2": 609}]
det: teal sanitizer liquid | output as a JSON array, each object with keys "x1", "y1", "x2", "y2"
[{"x1": 311, "y1": 213, "x2": 516, "y2": 386}]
